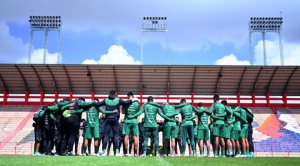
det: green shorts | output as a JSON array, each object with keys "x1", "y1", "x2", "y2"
[
  {"x1": 163, "y1": 125, "x2": 177, "y2": 139},
  {"x1": 197, "y1": 128, "x2": 210, "y2": 141},
  {"x1": 212, "y1": 124, "x2": 224, "y2": 137},
  {"x1": 232, "y1": 130, "x2": 240, "y2": 140},
  {"x1": 240, "y1": 126, "x2": 248, "y2": 138},
  {"x1": 123, "y1": 123, "x2": 139, "y2": 136},
  {"x1": 221, "y1": 124, "x2": 232, "y2": 139},
  {"x1": 85, "y1": 126, "x2": 100, "y2": 139}
]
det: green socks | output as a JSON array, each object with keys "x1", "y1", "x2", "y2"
[
  {"x1": 94, "y1": 146, "x2": 99, "y2": 154},
  {"x1": 214, "y1": 150, "x2": 218, "y2": 156},
  {"x1": 200, "y1": 150, "x2": 204, "y2": 155},
  {"x1": 171, "y1": 149, "x2": 175, "y2": 155},
  {"x1": 82, "y1": 146, "x2": 87, "y2": 154}
]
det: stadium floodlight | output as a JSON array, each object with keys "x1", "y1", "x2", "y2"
[
  {"x1": 249, "y1": 17, "x2": 284, "y2": 66},
  {"x1": 28, "y1": 15, "x2": 62, "y2": 64},
  {"x1": 141, "y1": 16, "x2": 169, "y2": 64}
]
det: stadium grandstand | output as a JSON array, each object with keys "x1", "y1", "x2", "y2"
[{"x1": 0, "y1": 64, "x2": 300, "y2": 157}]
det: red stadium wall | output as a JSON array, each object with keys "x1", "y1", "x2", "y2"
[{"x1": 0, "y1": 91, "x2": 299, "y2": 107}]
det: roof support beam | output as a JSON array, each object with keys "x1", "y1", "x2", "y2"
[
  {"x1": 191, "y1": 66, "x2": 197, "y2": 93},
  {"x1": 86, "y1": 65, "x2": 94, "y2": 92},
  {"x1": 31, "y1": 65, "x2": 44, "y2": 92},
  {"x1": 266, "y1": 67, "x2": 278, "y2": 93},
  {"x1": 252, "y1": 66, "x2": 264, "y2": 93},
  {"x1": 237, "y1": 66, "x2": 247, "y2": 93},
  {"x1": 215, "y1": 67, "x2": 223, "y2": 93},
  {"x1": 46, "y1": 65, "x2": 58, "y2": 91},
  {"x1": 112, "y1": 65, "x2": 118, "y2": 92},
  {"x1": 62, "y1": 65, "x2": 72, "y2": 92},
  {"x1": 0, "y1": 74, "x2": 7, "y2": 92},
  {"x1": 284, "y1": 66, "x2": 298, "y2": 93},
  {"x1": 15, "y1": 65, "x2": 28, "y2": 91}
]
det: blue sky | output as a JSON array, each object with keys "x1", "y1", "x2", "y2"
[{"x1": 0, "y1": 0, "x2": 300, "y2": 65}]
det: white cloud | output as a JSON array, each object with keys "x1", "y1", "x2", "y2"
[
  {"x1": 215, "y1": 54, "x2": 250, "y2": 65},
  {"x1": 0, "y1": 22, "x2": 28, "y2": 62},
  {"x1": 82, "y1": 59, "x2": 98, "y2": 64},
  {"x1": 17, "y1": 49, "x2": 61, "y2": 64},
  {"x1": 254, "y1": 39, "x2": 300, "y2": 65},
  {"x1": 83, "y1": 45, "x2": 141, "y2": 64}
]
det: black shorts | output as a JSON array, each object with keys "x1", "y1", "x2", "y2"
[{"x1": 35, "y1": 125, "x2": 43, "y2": 142}]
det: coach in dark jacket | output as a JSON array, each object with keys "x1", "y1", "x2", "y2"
[{"x1": 95, "y1": 90, "x2": 132, "y2": 156}]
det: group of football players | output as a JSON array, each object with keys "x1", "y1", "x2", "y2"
[{"x1": 32, "y1": 91, "x2": 254, "y2": 157}]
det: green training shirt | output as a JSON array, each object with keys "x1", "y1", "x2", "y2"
[
  {"x1": 196, "y1": 108, "x2": 210, "y2": 130},
  {"x1": 209, "y1": 102, "x2": 226, "y2": 125},
  {"x1": 129, "y1": 102, "x2": 172, "y2": 128},
  {"x1": 123, "y1": 101, "x2": 140, "y2": 124},
  {"x1": 178, "y1": 104, "x2": 195, "y2": 126}
]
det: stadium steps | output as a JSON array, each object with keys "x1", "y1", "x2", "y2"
[
  {"x1": 0, "y1": 105, "x2": 40, "y2": 154},
  {"x1": 277, "y1": 108, "x2": 300, "y2": 134},
  {"x1": 257, "y1": 113, "x2": 283, "y2": 138}
]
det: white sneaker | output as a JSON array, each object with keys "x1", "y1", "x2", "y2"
[
  {"x1": 156, "y1": 154, "x2": 160, "y2": 157},
  {"x1": 115, "y1": 153, "x2": 122, "y2": 157},
  {"x1": 235, "y1": 154, "x2": 242, "y2": 157},
  {"x1": 197, "y1": 154, "x2": 204, "y2": 157},
  {"x1": 140, "y1": 154, "x2": 146, "y2": 157},
  {"x1": 100, "y1": 152, "x2": 107, "y2": 156},
  {"x1": 207, "y1": 154, "x2": 213, "y2": 158},
  {"x1": 170, "y1": 154, "x2": 175, "y2": 157},
  {"x1": 163, "y1": 154, "x2": 167, "y2": 157},
  {"x1": 36, "y1": 152, "x2": 42, "y2": 156}
]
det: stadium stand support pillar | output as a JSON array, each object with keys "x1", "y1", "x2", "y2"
[
  {"x1": 251, "y1": 93, "x2": 256, "y2": 107},
  {"x1": 237, "y1": 92, "x2": 241, "y2": 106},
  {"x1": 283, "y1": 93, "x2": 287, "y2": 107},
  {"x1": 91, "y1": 92, "x2": 95, "y2": 100},
  {"x1": 3, "y1": 91, "x2": 8, "y2": 105},
  {"x1": 25, "y1": 91, "x2": 29, "y2": 105},
  {"x1": 54, "y1": 91, "x2": 59, "y2": 101},
  {"x1": 166, "y1": 92, "x2": 170, "y2": 104},
  {"x1": 266, "y1": 93, "x2": 270, "y2": 107},
  {"x1": 40, "y1": 91, "x2": 45, "y2": 105},
  {"x1": 191, "y1": 92, "x2": 194, "y2": 106},
  {"x1": 139, "y1": 91, "x2": 143, "y2": 106},
  {"x1": 69, "y1": 91, "x2": 73, "y2": 100}
]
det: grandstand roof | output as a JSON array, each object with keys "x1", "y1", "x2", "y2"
[{"x1": 0, "y1": 64, "x2": 299, "y2": 96}]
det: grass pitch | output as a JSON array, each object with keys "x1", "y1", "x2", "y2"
[{"x1": 0, "y1": 156, "x2": 299, "y2": 166}]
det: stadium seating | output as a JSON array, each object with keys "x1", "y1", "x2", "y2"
[
  {"x1": 0, "y1": 106, "x2": 39, "y2": 154},
  {"x1": 252, "y1": 107, "x2": 300, "y2": 156},
  {"x1": 1, "y1": 105, "x2": 300, "y2": 156}
]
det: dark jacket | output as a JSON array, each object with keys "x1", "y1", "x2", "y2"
[{"x1": 95, "y1": 94, "x2": 132, "y2": 119}]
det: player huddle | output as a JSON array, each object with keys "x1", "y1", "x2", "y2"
[{"x1": 32, "y1": 91, "x2": 254, "y2": 157}]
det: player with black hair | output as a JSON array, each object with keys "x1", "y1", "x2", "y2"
[
  {"x1": 221, "y1": 100, "x2": 235, "y2": 157},
  {"x1": 94, "y1": 90, "x2": 134, "y2": 156},
  {"x1": 195, "y1": 102, "x2": 212, "y2": 157},
  {"x1": 209, "y1": 95, "x2": 226, "y2": 157},
  {"x1": 32, "y1": 107, "x2": 46, "y2": 155},
  {"x1": 122, "y1": 92, "x2": 140, "y2": 156},
  {"x1": 128, "y1": 96, "x2": 174, "y2": 157}
]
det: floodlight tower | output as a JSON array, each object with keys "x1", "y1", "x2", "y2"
[
  {"x1": 141, "y1": 17, "x2": 169, "y2": 64},
  {"x1": 28, "y1": 16, "x2": 62, "y2": 64},
  {"x1": 249, "y1": 17, "x2": 284, "y2": 65}
]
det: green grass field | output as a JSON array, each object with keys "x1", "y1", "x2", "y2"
[{"x1": 0, "y1": 156, "x2": 300, "y2": 166}]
